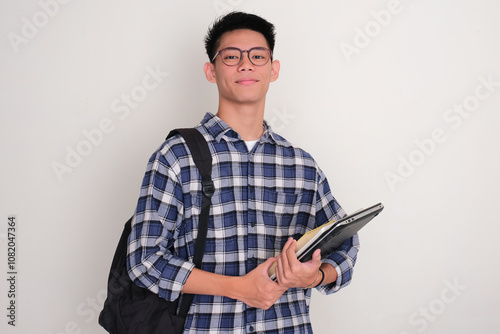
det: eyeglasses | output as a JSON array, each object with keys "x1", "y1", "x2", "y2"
[{"x1": 211, "y1": 47, "x2": 273, "y2": 66}]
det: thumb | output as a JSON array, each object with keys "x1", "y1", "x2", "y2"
[
  {"x1": 263, "y1": 256, "x2": 280, "y2": 278},
  {"x1": 263, "y1": 255, "x2": 279, "y2": 268},
  {"x1": 311, "y1": 249, "x2": 322, "y2": 265}
]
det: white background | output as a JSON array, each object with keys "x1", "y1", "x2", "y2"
[{"x1": 1, "y1": 0, "x2": 499, "y2": 333}]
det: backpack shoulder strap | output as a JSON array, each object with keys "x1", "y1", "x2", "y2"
[
  {"x1": 166, "y1": 128, "x2": 214, "y2": 319},
  {"x1": 167, "y1": 129, "x2": 212, "y2": 183}
]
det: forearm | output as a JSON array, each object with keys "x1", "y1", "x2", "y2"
[
  {"x1": 182, "y1": 268, "x2": 239, "y2": 298},
  {"x1": 183, "y1": 258, "x2": 288, "y2": 310},
  {"x1": 318, "y1": 262, "x2": 338, "y2": 286}
]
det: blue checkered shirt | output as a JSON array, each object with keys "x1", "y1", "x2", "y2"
[{"x1": 127, "y1": 113, "x2": 360, "y2": 333}]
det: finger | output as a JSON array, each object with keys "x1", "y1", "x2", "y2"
[
  {"x1": 302, "y1": 249, "x2": 321, "y2": 272},
  {"x1": 263, "y1": 256, "x2": 280, "y2": 275},
  {"x1": 279, "y1": 238, "x2": 292, "y2": 264},
  {"x1": 280, "y1": 238, "x2": 294, "y2": 273},
  {"x1": 312, "y1": 248, "x2": 321, "y2": 264},
  {"x1": 276, "y1": 257, "x2": 283, "y2": 283},
  {"x1": 263, "y1": 255, "x2": 279, "y2": 267},
  {"x1": 284, "y1": 239, "x2": 301, "y2": 275},
  {"x1": 286, "y1": 239, "x2": 298, "y2": 262},
  {"x1": 281, "y1": 237, "x2": 294, "y2": 253}
]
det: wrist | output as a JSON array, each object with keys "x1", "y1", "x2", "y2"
[
  {"x1": 304, "y1": 268, "x2": 325, "y2": 289},
  {"x1": 304, "y1": 270, "x2": 321, "y2": 289},
  {"x1": 226, "y1": 275, "x2": 248, "y2": 301},
  {"x1": 318, "y1": 263, "x2": 337, "y2": 286},
  {"x1": 316, "y1": 268, "x2": 325, "y2": 287}
]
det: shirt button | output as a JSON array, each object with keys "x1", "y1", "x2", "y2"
[{"x1": 249, "y1": 325, "x2": 255, "y2": 332}]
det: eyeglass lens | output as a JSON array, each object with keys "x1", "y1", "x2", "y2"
[{"x1": 220, "y1": 48, "x2": 271, "y2": 66}]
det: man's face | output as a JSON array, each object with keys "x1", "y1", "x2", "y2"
[{"x1": 204, "y1": 29, "x2": 280, "y2": 107}]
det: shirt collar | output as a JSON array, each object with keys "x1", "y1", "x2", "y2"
[{"x1": 200, "y1": 112, "x2": 290, "y2": 147}]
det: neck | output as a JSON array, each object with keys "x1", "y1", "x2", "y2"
[{"x1": 216, "y1": 100, "x2": 265, "y2": 141}]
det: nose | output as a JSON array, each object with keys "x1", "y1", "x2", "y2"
[{"x1": 237, "y1": 51, "x2": 254, "y2": 71}]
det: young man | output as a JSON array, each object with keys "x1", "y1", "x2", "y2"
[{"x1": 127, "y1": 11, "x2": 359, "y2": 333}]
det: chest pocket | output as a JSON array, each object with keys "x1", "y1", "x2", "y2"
[
  {"x1": 262, "y1": 189, "x2": 300, "y2": 213},
  {"x1": 260, "y1": 189, "x2": 302, "y2": 227},
  {"x1": 257, "y1": 189, "x2": 307, "y2": 254}
]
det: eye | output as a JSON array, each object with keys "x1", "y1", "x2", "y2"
[{"x1": 249, "y1": 48, "x2": 269, "y2": 61}]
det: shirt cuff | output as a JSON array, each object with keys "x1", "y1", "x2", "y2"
[
  {"x1": 316, "y1": 255, "x2": 354, "y2": 295},
  {"x1": 159, "y1": 258, "x2": 196, "y2": 301}
]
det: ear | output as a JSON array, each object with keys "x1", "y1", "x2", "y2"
[
  {"x1": 270, "y1": 59, "x2": 280, "y2": 82},
  {"x1": 204, "y1": 62, "x2": 217, "y2": 83}
]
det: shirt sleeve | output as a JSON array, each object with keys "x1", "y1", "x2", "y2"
[
  {"x1": 126, "y1": 149, "x2": 195, "y2": 302},
  {"x1": 313, "y1": 168, "x2": 360, "y2": 295}
]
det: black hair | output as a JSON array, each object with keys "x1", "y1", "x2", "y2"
[{"x1": 204, "y1": 11, "x2": 276, "y2": 62}]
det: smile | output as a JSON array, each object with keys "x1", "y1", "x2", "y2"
[{"x1": 236, "y1": 79, "x2": 258, "y2": 85}]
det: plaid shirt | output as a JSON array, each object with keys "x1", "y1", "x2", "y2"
[{"x1": 127, "y1": 113, "x2": 359, "y2": 333}]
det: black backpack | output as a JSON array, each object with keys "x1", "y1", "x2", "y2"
[{"x1": 98, "y1": 128, "x2": 214, "y2": 334}]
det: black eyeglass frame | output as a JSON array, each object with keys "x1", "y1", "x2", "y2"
[{"x1": 211, "y1": 47, "x2": 273, "y2": 66}]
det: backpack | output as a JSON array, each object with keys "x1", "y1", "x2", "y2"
[{"x1": 98, "y1": 128, "x2": 214, "y2": 334}]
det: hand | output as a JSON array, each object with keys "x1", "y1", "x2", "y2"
[
  {"x1": 234, "y1": 256, "x2": 288, "y2": 310},
  {"x1": 275, "y1": 238, "x2": 322, "y2": 288}
]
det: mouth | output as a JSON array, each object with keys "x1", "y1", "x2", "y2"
[{"x1": 235, "y1": 78, "x2": 259, "y2": 85}]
